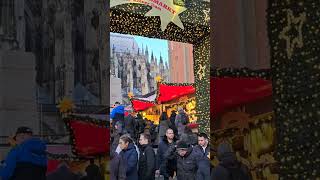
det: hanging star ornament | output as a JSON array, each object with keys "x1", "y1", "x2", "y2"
[
  {"x1": 279, "y1": 10, "x2": 306, "y2": 59},
  {"x1": 57, "y1": 97, "x2": 75, "y2": 114},
  {"x1": 110, "y1": 0, "x2": 187, "y2": 31},
  {"x1": 203, "y1": 9, "x2": 210, "y2": 23},
  {"x1": 128, "y1": 92, "x2": 134, "y2": 99},
  {"x1": 197, "y1": 64, "x2": 206, "y2": 80}
]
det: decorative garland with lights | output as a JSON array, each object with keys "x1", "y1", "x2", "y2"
[
  {"x1": 110, "y1": 1, "x2": 210, "y2": 134},
  {"x1": 267, "y1": 1, "x2": 320, "y2": 178},
  {"x1": 210, "y1": 67, "x2": 271, "y2": 80},
  {"x1": 47, "y1": 152, "x2": 88, "y2": 162},
  {"x1": 63, "y1": 115, "x2": 109, "y2": 157}
]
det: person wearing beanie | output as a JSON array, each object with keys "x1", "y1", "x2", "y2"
[
  {"x1": 165, "y1": 140, "x2": 201, "y2": 180},
  {"x1": 211, "y1": 142, "x2": 251, "y2": 180}
]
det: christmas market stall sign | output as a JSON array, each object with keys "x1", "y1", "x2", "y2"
[{"x1": 110, "y1": 0, "x2": 210, "y2": 133}]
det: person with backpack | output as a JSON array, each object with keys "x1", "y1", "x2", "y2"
[
  {"x1": 0, "y1": 127, "x2": 47, "y2": 180},
  {"x1": 175, "y1": 107, "x2": 189, "y2": 137},
  {"x1": 211, "y1": 142, "x2": 251, "y2": 180}
]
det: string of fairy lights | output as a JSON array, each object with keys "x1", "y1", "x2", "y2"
[
  {"x1": 268, "y1": 1, "x2": 320, "y2": 178},
  {"x1": 110, "y1": 2, "x2": 210, "y2": 134}
]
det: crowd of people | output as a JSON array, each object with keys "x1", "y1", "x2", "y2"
[
  {"x1": 0, "y1": 127, "x2": 104, "y2": 180},
  {"x1": 110, "y1": 102, "x2": 213, "y2": 180},
  {"x1": 110, "y1": 102, "x2": 252, "y2": 180}
]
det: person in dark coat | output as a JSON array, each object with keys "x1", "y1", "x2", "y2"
[
  {"x1": 156, "y1": 128, "x2": 177, "y2": 180},
  {"x1": 166, "y1": 140, "x2": 200, "y2": 180},
  {"x1": 47, "y1": 162, "x2": 80, "y2": 180},
  {"x1": 111, "y1": 102, "x2": 125, "y2": 129},
  {"x1": 110, "y1": 145, "x2": 126, "y2": 180},
  {"x1": 119, "y1": 135, "x2": 139, "y2": 180},
  {"x1": 179, "y1": 126, "x2": 198, "y2": 146},
  {"x1": 169, "y1": 111, "x2": 178, "y2": 137},
  {"x1": 124, "y1": 111, "x2": 136, "y2": 139},
  {"x1": 193, "y1": 133, "x2": 211, "y2": 180},
  {"x1": 138, "y1": 133, "x2": 156, "y2": 180},
  {"x1": 111, "y1": 121, "x2": 124, "y2": 158},
  {"x1": 0, "y1": 127, "x2": 47, "y2": 180},
  {"x1": 158, "y1": 112, "x2": 170, "y2": 140},
  {"x1": 135, "y1": 114, "x2": 146, "y2": 138},
  {"x1": 83, "y1": 159, "x2": 103, "y2": 180},
  {"x1": 175, "y1": 107, "x2": 189, "y2": 137},
  {"x1": 211, "y1": 142, "x2": 251, "y2": 180}
]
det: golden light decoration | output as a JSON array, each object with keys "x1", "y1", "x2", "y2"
[
  {"x1": 110, "y1": 0, "x2": 187, "y2": 31},
  {"x1": 128, "y1": 92, "x2": 134, "y2": 99},
  {"x1": 155, "y1": 75, "x2": 162, "y2": 82},
  {"x1": 57, "y1": 97, "x2": 75, "y2": 114},
  {"x1": 279, "y1": 9, "x2": 306, "y2": 59},
  {"x1": 110, "y1": 1, "x2": 210, "y2": 135}
]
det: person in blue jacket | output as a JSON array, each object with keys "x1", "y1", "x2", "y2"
[
  {"x1": 110, "y1": 102, "x2": 125, "y2": 129},
  {"x1": 0, "y1": 127, "x2": 47, "y2": 180},
  {"x1": 119, "y1": 134, "x2": 139, "y2": 180}
]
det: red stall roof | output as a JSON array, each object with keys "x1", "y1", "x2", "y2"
[{"x1": 210, "y1": 77, "x2": 272, "y2": 115}]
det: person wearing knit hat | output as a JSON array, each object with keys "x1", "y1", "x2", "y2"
[
  {"x1": 165, "y1": 140, "x2": 201, "y2": 180},
  {"x1": 211, "y1": 142, "x2": 251, "y2": 180}
]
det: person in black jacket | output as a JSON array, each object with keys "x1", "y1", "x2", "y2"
[
  {"x1": 166, "y1": 140, "x2": 200, "y2": 180},
  {"x1": 211, "y1": 142, "x2": 251, "y2": 180},
  {"x1": 124, "y1": 111, "x2": 136, "y2": 139},
  {"x1": 138, "y1": 133, "x2": 156, "y2": 180},
  {"x1": 156, "y1": 128, "x2": 177, "y2": 180}
]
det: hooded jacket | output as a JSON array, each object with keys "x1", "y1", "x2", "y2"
[
  {"x1": 0, "y1": 138, "x2": 47, "y2": 180},
  {"x1": 122, "y1": 143, "x2": 139, "y2": 180},
  {"x1": 211, "y1": 143, "x2": 251, "y2": 180}
]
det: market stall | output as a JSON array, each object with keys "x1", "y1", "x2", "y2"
[{"x1": 210, "y1": 76, "x2": 278, "y2": 180}]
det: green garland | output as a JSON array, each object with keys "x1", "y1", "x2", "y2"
[{"x1": 268, "y1": 1, "x2": 320, "y2": 179}]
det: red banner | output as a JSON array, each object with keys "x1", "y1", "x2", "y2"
[{"x1": 131, "y1": 99, "x2": 155, "y2": 111}]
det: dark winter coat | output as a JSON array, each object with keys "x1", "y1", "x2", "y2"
[
  {"x1": 138, "y1": 144, "x2": 156, "y2": 180},
  {"x1": 175, "y1": 110, "x2": 189, "y2": 135},
  {"x1": 212, "y1": 152, "x2": 251, "y2": 180},
  {"x1": 122, "y1": 143, "x2": 139, "y2": 180},
  {"x1": 110, "y1": 152, "x2": 126, "y2": 180},
  {"x1": 47, "y1": 165, "x2": 80, "y2": 180},
  {"x1": 156, "y1": 137, "x2": 177, "y2": 178},
  {"x1": 165, "y1": 146, "x2": 200, "y2": 180},
  {"x1": 124, "y1": 114, "x2": 136, "y2": 137},
  {"x1": 85, "y1": 164, "x2": 103, "y2": 180},
  {"x1": 179, "y1": 133, "x2": 198, "y2": 146},
  {"x1": 193, "y1": 145, "x2": 210, "y2": 158},
  {"x1": 110, "y1": 128, "x2": 123, "y2": 158},
  {"x1": 193, "y1": 145, "x2": 211, "y2": 180},
  {"x1": 0, "y1": 138, "x2": 47, "y2": 180}
]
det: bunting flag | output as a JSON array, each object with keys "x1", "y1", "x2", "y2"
[{"x1": 131, "y1": 99, "x2": 156, "y2": 111}]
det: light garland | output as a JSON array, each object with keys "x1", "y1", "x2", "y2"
[
  {"x1": 268, "y1": 1, "x2": 320, "y2": 178},
  {"x1": 110, "y1": 1, "x2": 210, "y2": 135}
]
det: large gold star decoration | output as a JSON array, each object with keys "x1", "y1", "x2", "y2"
[
  {"x1": 128, "y1": 92, "x2": 134, "y2": 99},
  {"x1": 110, "y1": 0, "x2": 187, "y2": 31},
  {"x1": 279, "y1": 10, "x2": 306, "y2": 59},
  {"x1": 155, "y1": 75, "x2": 162, "y2": 82},
  {"x1": 57, "y1": 97, "x2": 75, "y2": 114},
  {"x1": 197, "y1": 64, "x2": 206, "y2": 80},
  {"x1": 203, "y1": 9, "x2": 210, "y2": 23}
]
